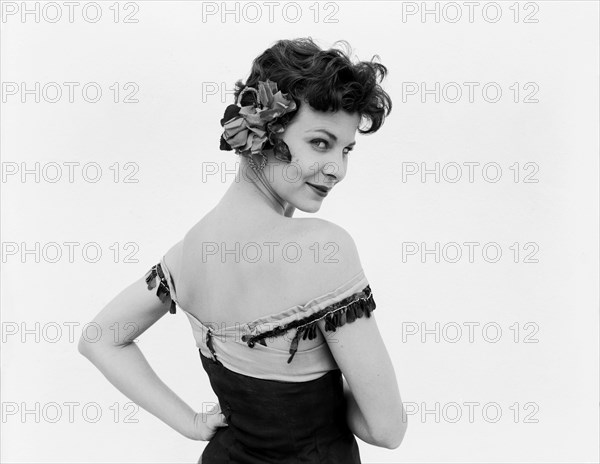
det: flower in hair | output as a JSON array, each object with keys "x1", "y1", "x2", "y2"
[{"x1": 219, "y1": 80, "x2": 297, "y2": 156}]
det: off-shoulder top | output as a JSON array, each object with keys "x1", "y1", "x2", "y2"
[{"x1": 144, "y1": 256, "x2": 376, "y2": 382}]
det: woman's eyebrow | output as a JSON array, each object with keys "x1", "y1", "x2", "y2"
[{"x1": 307, "y1": 128, "x2": 356, "y2": 146}]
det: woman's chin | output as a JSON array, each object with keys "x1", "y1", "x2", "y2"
[{"x1": 294, "y1": 201, "x2": 322, "y2": 214}]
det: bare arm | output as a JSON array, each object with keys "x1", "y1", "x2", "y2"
[
  {"x1": 320, "y1": 312, "x2": 408, "y2": 449},
  {"x1": 81, "y1": 336, "x2": 199, "y2": 438},
  {"x1": 342, "y1": 374, "x2": 379, "y2": 446},
  {"x1": 310, "y1": 221, "x2": 408, "y2": 449},
  {"x1": 78, "y1": 241, "x2": 226, "y2": 440}
]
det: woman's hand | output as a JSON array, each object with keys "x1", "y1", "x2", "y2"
[{"x1": 189, "y1": 403, "x2": 229, "y2": 441}]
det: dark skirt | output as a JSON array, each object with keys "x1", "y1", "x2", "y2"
[{"x1": 198, "y1": 350, "x2": 362, "y2": 464}]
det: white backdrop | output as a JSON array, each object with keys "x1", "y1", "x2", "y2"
[{"x1": 1, "y1": 1, "x2": 598, "y2": 463}]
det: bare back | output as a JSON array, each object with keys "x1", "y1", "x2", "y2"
[{"x1": 173, "y1": 211, "x2": 332, "y2": 351}]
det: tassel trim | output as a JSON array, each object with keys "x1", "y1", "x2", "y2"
[
  {"x1": 144, "y1": 263, "x2": 177, "y2": 314},
  {"x1": 240, "y1": 285, "x2": 375, "y2": 364}
]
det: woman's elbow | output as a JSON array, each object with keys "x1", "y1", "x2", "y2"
[
  {"x1": 375, "y1": 410, "x2": 408, "y2": 449},
  {"x1": 77, "y1": 331, "x2": 107, "y2": 358},
  {"x1": 77, "y1": 336, "x2": 95, "y2": 358}
]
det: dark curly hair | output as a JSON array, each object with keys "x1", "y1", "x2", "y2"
[{"x1": 232, "y1": 37, "x2": 392, "y2": 161}]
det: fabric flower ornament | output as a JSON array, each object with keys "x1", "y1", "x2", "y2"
[{"x1": 219, "y1": 80, "x2": 297, "y2": 156}]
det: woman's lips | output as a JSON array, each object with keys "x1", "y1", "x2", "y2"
[{"x1": 306, "y1": 182, "x2": 328, "y2": 197}]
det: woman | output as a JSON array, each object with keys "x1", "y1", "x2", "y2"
[{"x1": 78, "y1": 37, "x2": 407, "y2": 463}]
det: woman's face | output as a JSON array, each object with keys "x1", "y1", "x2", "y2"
[{"x1": 265, "y1": 101, "x2": 361, "y2": 213}]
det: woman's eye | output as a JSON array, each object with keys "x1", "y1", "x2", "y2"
[
  {"x1": 311, "y1": 139, "x2": 329, "y2": 150},
  {"x1": 311, "y1": 138, "x2": 354, "y2": 155}
]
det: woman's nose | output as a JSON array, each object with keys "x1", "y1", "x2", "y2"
[
  {"x1": 322, "y1": 163, "x2": 340, "y2": 184},
  {"x1": 325, "y1": 154, "x2": 346, "y2": 180}
]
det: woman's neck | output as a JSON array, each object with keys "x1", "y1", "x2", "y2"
[{"x1": 216, "y1": 158, "x2": 295, "y2": 220}]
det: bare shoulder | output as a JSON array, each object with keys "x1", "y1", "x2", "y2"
[
  {"x1": 299, "y1": 217, "x2": 361, "y2": 255},
  {"x1": 296, "y1": 217, "x2": 350, "y2": 236},
  {"x1": 162, "y1": 239, "x2": 184, "y2": 279},
  {"x1": 291, "y1": 218, "x2": 364, "y2": 292},
  {"x1": 162, "y1": 214, "x2": 210, "y2": 277}
]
